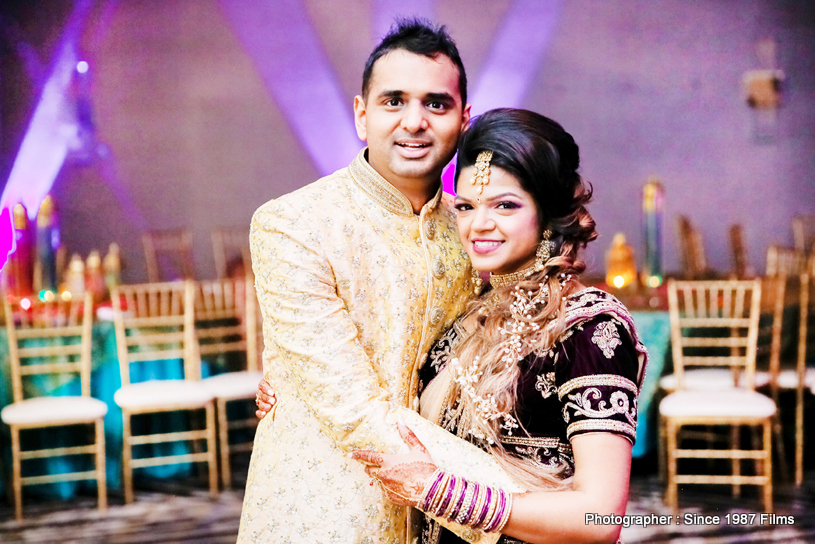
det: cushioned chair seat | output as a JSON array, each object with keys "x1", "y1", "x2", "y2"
[
  {"x1": 776, "y1": 368, "x2": 815, "y2": 389},
  {"x1": 1, "y1": 396, "x2": 108, "y2": 426},
  {"x1": 659, "y1": 368, "x2": 771, "y2": 391},
  {"x1": 659, "y1": 389, "x2": 776, "y2": 418},
  {"x1": 114, "y1": 380, "x2": 214, "y2": 410},
  {"x1": 201, "y1": 370, "x2": 264, "y2": 400}
]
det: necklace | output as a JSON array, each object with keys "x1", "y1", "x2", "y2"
[{"x1": 489, "y1": 263, "x2": 540, "y2": 289}]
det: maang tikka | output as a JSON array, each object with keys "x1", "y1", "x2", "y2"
[{"x1": 471, "y1": 150, "x2": 493, "y2": 203}]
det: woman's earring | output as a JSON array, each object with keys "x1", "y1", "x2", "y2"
[
  {"x1": 471, "y1": 268, "x2": 483, "y2": 295},
  {"x1": 535, "y1": 229, "x2": 554, "y2": 271}
]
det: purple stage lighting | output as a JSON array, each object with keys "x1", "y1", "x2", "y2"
[
  {"x1": 219, "y1": 0, "x2": 361, "y2": 176},
  {"x1": 0, "y1": 0, "x2": 94, "y2": 219},
  {"x1": 469, "y1": 0, "x2": 562, "y2": 116},
  {"x1": 373, "y1": 0, "x2": 435, "y2": 41}
]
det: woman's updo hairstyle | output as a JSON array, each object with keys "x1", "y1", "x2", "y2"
[
  {"x1": 446, "y1": 110, "x2": 599, "y2": 490},
  {"x1": 454, "y1": 108, "x2": 596, "y2": 266}
]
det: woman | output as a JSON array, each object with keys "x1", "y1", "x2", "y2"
[{"x1": 259, "y1": 108, "x2": 647, "y2": 544}]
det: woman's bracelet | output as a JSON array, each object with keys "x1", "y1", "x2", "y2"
[{"x1": 415, "y1": 469, "x2": 513, "y2": 533}]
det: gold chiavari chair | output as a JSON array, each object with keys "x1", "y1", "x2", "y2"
[
  {"x1": 211, "y1": 227, "x2": 251, "y2": 280},
  {"x1": 1, "y1": 292, "x2": 107, "y2": 519},
  {"x1": 790, "y1": 260, "x2": 815, "y2": 485},
  {"x1": 729, "y1": 224, "x2": 751, "y2": 279},
  {"x1": 142, "y1": 228, "x2": 195, "y2": 283},
  {"x1": 676, "y1": 215, "x2": 710, "y2": 280},
  {"x1": 195, "y1": 277, "x2": 263, "y2": 488},
  {"x1": 792, "y1": 215, "x2": 815, "y2": 254},
  {"x1": 765, "y1": 244, "x2": 806, "y2": 278},
  {"x1": 111, "y1": 281, "x2": 218, "y2": 503},
  {"x1": 659, "y1": 279, "x2": 774, "y2": 513},
  {"x1": 763, "y1": 245, "x2": 812, "y2": 485}
]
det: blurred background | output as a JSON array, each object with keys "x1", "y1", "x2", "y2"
[
  {"x1": 1, "y1": 0, "x2": 813, "y2": 283},
  {"x1": 0, "y1": 1, "x2": 814, "y2": 542}
]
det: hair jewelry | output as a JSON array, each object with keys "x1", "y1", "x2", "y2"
[{"x1": 472, "y1": 150, "x2": 493, "y2": 203}]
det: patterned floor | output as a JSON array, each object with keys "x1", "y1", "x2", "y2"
[{"x1": 0, "y1": 467, "x2": 813, "y2": 543}]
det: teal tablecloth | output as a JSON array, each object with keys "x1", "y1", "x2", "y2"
[{"x1": 630, "y1": 311, "x2": 671, "y2": 458}]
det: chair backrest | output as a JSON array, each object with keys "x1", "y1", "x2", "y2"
[
  {"x1": 765, "y1": 245, "x2": 807, "y2": 277},
  {"x1": 729, "y1": 224, "x2": 749, "y2": 279},
  {"x1": 797, "y1": 258, "x2": 815, "y2": 386},
  {"x1": 2, "y1": 291, "x2": 94, "y2": 402},
  {"x1": 111, "y1": 280, "x2": 198, "y2": 385},
  {"x1": 194, "y1": 276, "x2": 258, "y2": 372},
  {"x1": 211, "y1": 227, "x2": 251, "y2": 280},
  {"x1": 676, "y1": 215, "x2": 708, "y2": 279},
  {"x1": 667, "y1": 279, "x2": 762, "y2": 390},
  {"x1": 758, "y1": 274, "x2": 800, "y2": 392},
  {"x1": 142, "y1": 228, "x2": 195, "y2": 283},
  {"x1": 792, "y1": 215, "x2": 815, "y2": 253}
]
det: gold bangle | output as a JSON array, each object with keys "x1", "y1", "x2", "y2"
[
  {"x1": 429, "y1": 472, "x2": 452, "y2": 516},
  {"x1": 455, "y1": 481, "x2": 476, "y2": 525},
  {"x1": 467, "y1": 484, "x2": 487, "y2": 528},
  {"x1": 480, "y1": 487, "x2": 500, "y2": 530},
  {"x1": 495, "y1": 492, "x2": 513, "y2": 533},
  {"x1": 417, "y1": 469, "x2": 443, "y2": 509},
  {"x1": 443, "y1": 476, "x2": 465, "y2": 521}
]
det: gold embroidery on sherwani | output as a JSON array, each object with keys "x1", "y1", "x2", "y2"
[{"x1": 238, "y1": 150, "x2": 520, "y2": 544}]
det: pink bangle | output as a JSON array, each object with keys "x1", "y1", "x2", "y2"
[
  {"x1": 418, "y1": 469, "x2": 444, "y2": 511},
  {"x1": 435, "y1": 475, "x2": 456, "y2": 517},
  {"x1": 495, "y1": 492, "x2": 513, "y2": 533},
  {"x1": 484, "y1": 490, "x2": 506, "y2": 532},
  {"x1": 474, "y1": 486, "x2": 492, "y2": 529}
]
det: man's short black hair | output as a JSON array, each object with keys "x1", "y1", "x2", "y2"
[{"x1": 362, "y1": 18, "x2": 467, "y2": 105}]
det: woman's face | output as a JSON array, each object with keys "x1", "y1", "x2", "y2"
[{"x1": 455, "y1": 165, "x2": 542, "y2": 275}]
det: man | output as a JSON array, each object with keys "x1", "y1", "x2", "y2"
[{"x1": 238, "y1": 20, "x2": 519, "y2": 544}]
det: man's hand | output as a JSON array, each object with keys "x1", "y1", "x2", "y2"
[
  {"x1": 255, "y1": 379, "x2": 277, "y2": 419},
  {"x1": 351, "y1": 420, "x2": 438, "y2": 506}
]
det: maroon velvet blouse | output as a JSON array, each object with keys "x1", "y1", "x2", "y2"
[{"x1": 418, "y1": 288, "x2": 646, "y2": 544}]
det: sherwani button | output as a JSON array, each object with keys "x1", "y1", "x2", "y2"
[
  {"x1": 430, "y1": 307, "x2": 445, "y2": 324},
  {"x1": 424, "y1": 221, "x2": 436, "y2": 239},
  {"x1": 432, "y1": 259, "x2": 446, "y2": 279}
]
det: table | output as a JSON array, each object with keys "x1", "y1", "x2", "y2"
[{"x1": 630, "y1": 311, "x2": 671, "y2": 458}]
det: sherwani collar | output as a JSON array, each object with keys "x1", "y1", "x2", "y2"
[{"x1": 348, "y1": 148, "x2": 443, "y2": 217}]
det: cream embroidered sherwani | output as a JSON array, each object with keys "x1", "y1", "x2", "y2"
[{"x1": 238, "y1": 150, "x2": 523, "y2": 544}]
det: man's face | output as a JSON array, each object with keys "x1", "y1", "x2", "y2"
[{"x1": 354, "y1": 50, "x2": 470, "y2": 188}]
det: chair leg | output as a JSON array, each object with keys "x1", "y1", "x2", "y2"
[
  {"x1": 216, "y1": 398, "x2": 232, "y2": 489},
  {"x1": 11, "y1": 425, "x2": 23, "y2": 520},
  {"x1": 730, "y1": 425, "x2": 741, "y2": 498},
  {"x1": 95, "y1": 418, "x2": 108, "y2": 510},
  {"x1": 122, "y1": 410, "x2": 134, "y2": 504},
  {"x1": 763, "y1": 420, "x2": 773, "y2": 513},
  {"x1": 771, "y1": 414, "x2": 789, "y2": 482},
  {"x1": 658, "y1": 415, "x2": 666, "y2": 483},
  {"x1": 205, "y1": 401, "x2": 219, "y2": 498},
  {"x1": 795, "y1": 385, "x2": 804, "y2": 486},
  {"x1": 666, "y1": 418, "x2": 678, "y2": 513}
]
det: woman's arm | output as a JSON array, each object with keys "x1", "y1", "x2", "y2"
[
  {"x1": 355, "y1": 426, "x2": 631, "y2": 544},
  {"x1": 502, "y1": 432, "x2": 630, "y2": 544}
]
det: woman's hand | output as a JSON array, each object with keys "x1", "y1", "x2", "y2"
[
  {"x1": 352, "y1": 420, "x2": 438, "y2": 506},
  {"x1": 255, "y1": 379, "x2": 276, "y2": 419}
]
